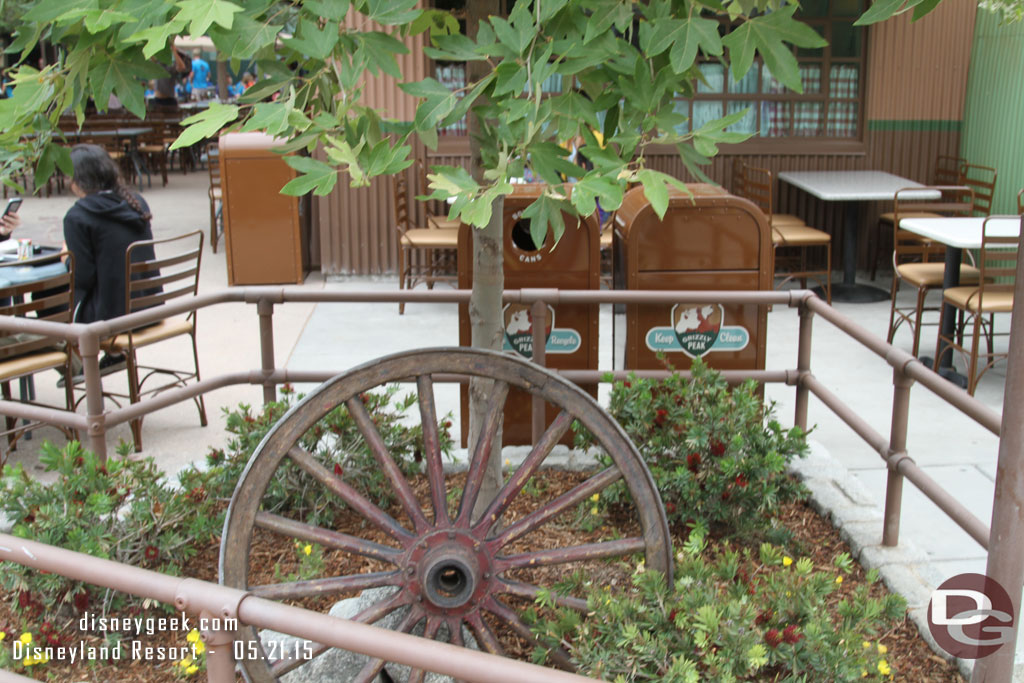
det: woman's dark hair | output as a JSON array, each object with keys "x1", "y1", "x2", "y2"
[{"x1": 70, "y1": 144, "x2": 152, "y2": 221}]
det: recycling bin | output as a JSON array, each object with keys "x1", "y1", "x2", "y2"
[
  {"x1": 614, "y1": 184, "x2": 771, "y2": 373},
  {"x1": 219, "y1": 132, "x2": 309, "y2": 285},
  {"x1": 458, "y1": 184, "x2": 601, "y2": 446}
]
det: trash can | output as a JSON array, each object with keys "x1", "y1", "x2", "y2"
[
  {"x1": 219, "y1": 132, "x2": 309, "y2": 285},
  {"x1": 614, "y1": 184, "x2": 771, "y2": 373},
  {"x1": 458, "y1": 184, "x2": 601, "y2": 446}
]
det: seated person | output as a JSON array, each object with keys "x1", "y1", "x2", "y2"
[{"x1": 64, "y1": 144, "x2": 160, "y2": 376}]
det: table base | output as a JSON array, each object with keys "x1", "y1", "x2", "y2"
[
  {"x1": 918, "y1": 355, "x2": 970, "y2": 389},
  {"x1": 814, "y1": 282, "x2": 890, "y2": 303}
]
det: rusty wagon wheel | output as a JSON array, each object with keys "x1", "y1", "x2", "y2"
[{"x1": 221, "y1": 347, "x2": 671, "y2": 682}]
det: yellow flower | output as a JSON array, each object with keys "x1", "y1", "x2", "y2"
[
  {"x1": 193, "y1": 639, "x2": 206, "y2": 655},
  {"x1": 0, "y1": 631, "x2": 5, "y2": 641},
  {"x1": 505, "y1": 459, "x2": 511, "y2": 466},
  {"x1": 835, "y1": 576, "x2": 843, "y2": 584},
  {"x1": 179, "y1": 656, "x2": 194, "y2": 668},
  {"x1": 186, "y1": 629, "x2": 200, "y2": 644},
  {"x1": 862, "y1": 641, "x2": 872, "y2": 649},
  {"x1": 782, "y1": 556, "x2": 793, "y2": 567},
  {"x1": 861, "y1": 671, "x2": 867, "y2": 678},
  {"x1": 186, "y1": 665, "x2": 199, "y2": 675},
  {"x1": 22, "y1": 657, "x2": 32, "y2": 667},
  {"x1": 19, "y1": 632, "x2": 31, "y2": 645},
  {"x1": 303, "y1": 544, "x2": 312, "y2": 556},
  {"x1": 877, "y1": 660, "x2": 891, "y2": 676},
  {"x1": 590, "y1": 493, "x2": 599, "y2": 502},
  {"x1": 590, "y1": 506, "x2": 599, "y2": 515},
  {"x1": 877, "y1": 643, "x2": 887, "y2": 655}
]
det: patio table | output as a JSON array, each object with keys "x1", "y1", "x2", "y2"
[
  {"x1": 898, "y1": 215, "x2": 1021, "y2": 386},
  {"x1": 60, "y1": 127, "x2": 153, "y2": 191},
  {"x1": 777, "y1": 170, "x2": 937, "y2": 303}
]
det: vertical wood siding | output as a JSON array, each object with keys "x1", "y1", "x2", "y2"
[{"x1": 961, "y1": 11, "x2": 1024, "y2": 214}]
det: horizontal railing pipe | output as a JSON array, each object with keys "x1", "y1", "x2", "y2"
[
  {"x1": 0, "y1": 399, "x2": 88, "y2": 430},
  {"x1": 0, "y1": 534, "x2": 594, "y2": 683},
  {"x1": 802, "y1": 375, "x2": 890, "y2": 458},
  {"x1": 560, "y1": 369, "x2": 792, "y2": 385},
  {"x1": 896, "y1": 459, "x2": 991, "y2": 549}
]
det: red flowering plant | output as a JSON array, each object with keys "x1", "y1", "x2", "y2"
[{"x1": 576, "y1": 358, "x2": 808, "y2": 538}]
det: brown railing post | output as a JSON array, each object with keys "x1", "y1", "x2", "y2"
[
  {"x1": 202, "y1": 614, "x2": 237, "y2": 683},
  {"x1": 530, "y1": 299, "x2": 548, "y2": 444},
  {"x1": 970, "y1": 223, "x2": 1024, "y2": 683},
  {"x1": 794, "y1": 299, "x2": 814, "y2": 432},
  {"x1": 257, "y1": 298, "x2": 276, "y2": 405},
  {"x1": 883, "y1": 366, "x2": 914, "y2": 547},
  {"x1": 79, "y1": 330, "x2": 108, "y2": 461}
]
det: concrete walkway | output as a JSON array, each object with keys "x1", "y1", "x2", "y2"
[{"x1": 5, "y1": 168, "x2": 1018, "y2": 678}]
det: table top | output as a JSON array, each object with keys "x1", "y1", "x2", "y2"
[
  {"x1": 777, "y1": 170, "x2": 937, "y2": 201},
  {"x1": 62, "y1": 127, "x2": 152, "y2": 138},
  {"x1": 899, "y1": 216, "x2": 1022, "y2": 249}
]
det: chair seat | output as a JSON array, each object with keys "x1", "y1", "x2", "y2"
[
  {"x1": 772, "y1": 224, "x2": 830, "y2": 246},
  {"x1": 427, "y1": 215, "x2": 460, "y2": 230},
  {"x1": 896, "y1": 262, "x2": 981, "y2": 288},
  {"x1": 772, "y1": 214, "x2": 806, "y2": 226},
  {"x1": 880, "y1": 210, "x2": 943, "y2": 225},
  {"x1": 401, "y1": 228, "x2": 459, "y2": 248},
  {"x1": 943, "y1": 287, "x2": 1014, "y2": 313},
  {"x1": 210, "y1": 187, "x2": 222, "y2": 200},
  {"x1": 0, "y1": 350, "x2": 67, "y2": 382},
  {"x1": 599, "y1": 230, "x2": 613, "y2": 249},
  {"x1": 139, "y1": 144, "x2": 166, "y2": 153},
  {"x1": 105, "y1": 319, "x2": 194, "y2": 352}
]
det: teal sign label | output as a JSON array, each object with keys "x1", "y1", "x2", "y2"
[
  {"x1": 645, "y1": 303, "x2": 749, "y2": 358},
  {"x1": 503, "y1": 303, "x2": 581, "y2": 358}
]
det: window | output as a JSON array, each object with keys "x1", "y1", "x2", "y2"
[{"x1": 677, "y1": 0, "x2": 867, "y2": 148}]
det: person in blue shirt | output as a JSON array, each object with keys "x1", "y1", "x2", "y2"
[{"x1": 190, "y1": 50, "x2": 211, "y2": 90}]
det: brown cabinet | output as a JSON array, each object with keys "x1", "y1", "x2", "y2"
[{"x1": 219, "y1": 132, "x2": 309, "y2": 285}]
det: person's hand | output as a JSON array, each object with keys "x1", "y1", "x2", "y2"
[{"x1": 0, "y1": 212, "x2": 21, "y2": 238}]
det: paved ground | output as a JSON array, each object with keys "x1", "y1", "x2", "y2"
[{"x1": 5, "y1": 166, "x2": 1019, "y2": 677}]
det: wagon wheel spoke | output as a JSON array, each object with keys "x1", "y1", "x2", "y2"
[
  {"x1": 250, "y1": 571, "x2": 401, "y2": 601},
  {"x1": 287, "y1": 445, "x2": 413, "y2": 543},
  {"x1": 352, "y1": 607, "x2": 424, "y2": 683},
  {"x1": 416, "y1": 375, "x2": 449, "y2": 526},
  {"x1": 406, "y1": 617, "x2": 443, "y2": 683},
  {"x1": 496, "y1": 537, "x2": 647, "y2": 571},
  {"x1": 474, "y1": 410, "x2": 573, "y2": 537},
  {"x1": 269, "y1": 641, "x2": 330, "y2": 677},
  {"x1": 495, "y1": 578, "x2": 588, "y2": 612},
  {"x1": 484, "y1": 596, "x2": 574, "y2": 671},
  {"x1": 346, "y1": 395, "x2": 430, "y2": 533},
  {"x1": 455, "y1": 380, "x2": 510, "y2": 527},
  {"x1": 449, "y1": 619, "x2": 465, "y2": 647},
  {"x1": 488, "y1": 466, "x2": 623, "y2": 549},
  {"x1": 351, "y1": 587, "x2": 412, "y2": 626},
  {"x1": 464, "y1": 612, "x2": 503, "y2": 657},
  {"x1": 254, "y1": 511, "x2": 401, "y2": 565}
]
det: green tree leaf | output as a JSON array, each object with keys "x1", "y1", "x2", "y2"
[
  {"x1": 722, "y1": 6, "x2": 827, "y2": 91},
  {"x1": 170, "y1": 103, "x2": 240, "y2": 150},
  {"x1": 636, "y1": 169, "x2": 671, "y2": 219},
  {"x1": 302, "y1": 0, "x2": 350, "y2": 22},
  {"x1": 521, "y1": 192, "x2": 570, "y2": 248},
  {"x1": 128, "y1": 19, "x2": 188, "y2": 59},
  {"x1": 174, "y1": 0, "x2": 242, "y2": 36},
  {"x1": 363, "y1": 0, "x2": 419, "y2": 25},
  {"x1": 358, "y1": 31, "x2": 409, "y2": 79},
  {"x1": 282, "y1": 156, "x2": 339, "y2": 196},
  {"x1": 424, "y1": 33, "x2": 487, "y2": 62},
  {"x1": 283, "y1": 18, "x2": 339, "y2": 60}
]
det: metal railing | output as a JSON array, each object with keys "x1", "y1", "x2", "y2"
[{"x1": 0, "y1": 276, "x2": 1019, "y2": 680}]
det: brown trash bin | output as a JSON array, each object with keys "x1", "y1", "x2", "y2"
[
  {"x1": 614, "y1": 184, "x2": 771, "y2": 373},
  {"x1": 458, "y1": 184, "x2": 601, "y2": 446},
  {"x1": 219, "y1": 132, "x2": 309, "y2": 285}
]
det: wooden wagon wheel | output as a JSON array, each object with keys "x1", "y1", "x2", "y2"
[{"x1": 221, "y1": 347, "x2": 671, "y2": 682}]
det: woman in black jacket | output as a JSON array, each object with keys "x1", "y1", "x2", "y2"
[{"x1": 64, "y1": 144, "x2": 157, "y2": 374}]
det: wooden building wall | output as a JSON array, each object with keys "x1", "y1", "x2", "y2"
[{"x1": 316, "y1": 0, "x2": 979, "y2": 275}]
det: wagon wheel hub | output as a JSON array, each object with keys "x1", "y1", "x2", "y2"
[{"x1": 405, "y1": 530, "x2": 491, "y2": 614}]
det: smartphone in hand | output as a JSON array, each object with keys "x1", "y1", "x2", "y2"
[{"x1": 3, "y1": 197, "x2": 22, "y2": 217}]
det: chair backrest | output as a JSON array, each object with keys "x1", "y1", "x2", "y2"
[
  {"x1": 976, "y1": 216, "x2": 1020, "y2": 302},
  {"x1": 392, "y1": 173, "x2": 413, "y2": 235},
  {"x1": 124, "y1": 231, "x2": 203, "y2": 316},
  {"x1": 960, "y1": 163, "x2": 997, "y2": 216},
  {"x1": 0, "y1": 253, "x2": 74, "y2": 360},
  {"x1": 933, "y1": 155, "x2": 966, "y2": 186},
  {"x1": 207, "y1": 142, "x2": 221, "y2": 188},
  {"x1": 893, "y1": 185, "x2": 974, "y2": 264},
  {"x1": 731, "y1": 159, "x2": 747, "y2": 199},
  {"x1": 737, "y1": 164, "x2": 775, "y2": 218}
]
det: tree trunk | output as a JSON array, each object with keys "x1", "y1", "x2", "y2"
[{"x1": 466, "y1": 0, "x2": 504, "y2": 519}]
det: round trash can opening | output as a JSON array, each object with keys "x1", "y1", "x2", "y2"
[{"x1": 510, "y1": 219, "x2": 541, "y2": 252}]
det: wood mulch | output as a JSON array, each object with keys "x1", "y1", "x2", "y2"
[{"x1": 0, "y1": 470, "x2": 964, "y2": 682}]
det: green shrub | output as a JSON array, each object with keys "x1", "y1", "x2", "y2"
[
  {"x1": 579, "y1": 359, "x2": 808, "y2": 537},
  {"x1": 529, "y1": 526, "x2": 906, "y2": 681}
]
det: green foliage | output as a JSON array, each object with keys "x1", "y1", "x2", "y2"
[
  {"x1": 578, "y1": 359, "x2": 808, "y2": 538},
  {"x1": 0, "y1": 441, "x2": 222, "y2": 620},
  {"x1": 529, "y1": 528, "x2": 907, "y2": 681}
]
